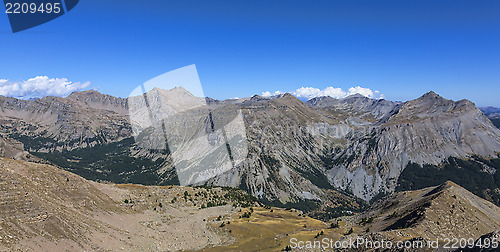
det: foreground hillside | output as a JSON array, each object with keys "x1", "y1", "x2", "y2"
[
  {"x1": 0, "y1": 157, "x2": 498, "y2": 251},
  {"x1": 346, "y1": 181, "x2": 500, "y2": 240},
  {"x1": 288, "y1": 181, "x2": 500, "y2": 252},
  {"x1": 0, "y1": 158, "x2": 257, "y2": 251}
]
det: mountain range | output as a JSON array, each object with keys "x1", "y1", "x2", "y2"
[
  {"x1": 0, "y1": 88, "x2": 499, "y2": 214},
  {"x1": 480, "y1": 106, "x2": 500, "y2": 129}
]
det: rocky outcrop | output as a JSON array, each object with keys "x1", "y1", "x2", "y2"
[{"x1": 0, "y1": 135, "x2": 30, "y2": 160}]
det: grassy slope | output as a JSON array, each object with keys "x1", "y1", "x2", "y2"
[{"x1": 198, "y1": 207, "x2": 334, "y2": 252}]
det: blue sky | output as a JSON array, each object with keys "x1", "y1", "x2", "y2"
[{"x1": 0, "y1": 0, "x2": 499, "y2": 106}]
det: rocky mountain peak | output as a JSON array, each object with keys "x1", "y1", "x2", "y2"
[
  {"x1": 411, "y1": 91, "x2": 449, "y2": 105},
  {"x1": 250, "y1": 94, "x2": 263, "y2": 100},
  {"x1": 420, "y1": 90, "x2": 440, "y2": 98},
  {"x1": 204, "y1": 97, "x2": 219, "y2": 105},
  {"x1": 68, "y1": 89, "x2": 102, "y2": 97},
  {"x1": 343, "y1": 93, "x2": 367, "y2": 100},
  {"x1": 274, "y1": 93, "x2": 302, "y2": 103},
  {"x1": 67, "y1": 90, "x2": 116, "y2": 103},
  {"x1": 455, "y1": 98, "x2": 477, "y2": 109},
  {"x1": 396, "y1": 91, "x2": 481, "y2": 120},
  {"x1": 306, "y1": 93, "x2": 398, "y2": 120},
  {"x1": 145, "y1": 86, "x2": 193, "y2": 97},
  {"x1": 276, "y1": 93, "x2": 294, "y2": 98},
  {"x1": 67, "y1": 89, "x2": 128, "y2": 114},
  {"x1": 273, "y1": 93, "x2": 310, "y2": 108},
  {"x1": 171, "y1": 86, "x2": 188, "y2": 92},
  {"x1": 305, "y1": 96, "x2": 336, "y2": 107}
]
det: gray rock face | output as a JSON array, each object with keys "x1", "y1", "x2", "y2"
[
  {"x1": 206, "y1": 92, "x2": 500, "y2": 204},
  {"x1": 328, "y1": 92, "x2": 500, "y2": 200},
  {"x1": 66, "y1": 90, "x2": 129, "y2": 115},
  {"x1": 307, "y1": 94, "x2": 401, "y2": 120},
  {"x1": 0, "y1": 89, "x2": 499, "y2": 206},
  {"x1": 0, "y1": 92, "x2": 131, "y2": 152},
  {"x1": 204, "y1": 94, "x2": 331, "y2": 203}
]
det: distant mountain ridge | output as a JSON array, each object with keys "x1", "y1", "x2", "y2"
[
  {"x1": 480, "y1": 106, "x2": 500, "y2": 115},
  {"x1": 306, "y1": 93, "x2": 401, "y2": 120},
  {"x1": 480, "y1": 106, "x2": 500, "y2": 129},
  {"x1": 0, "y1": 88, "x2": 499, "y2": 212}
]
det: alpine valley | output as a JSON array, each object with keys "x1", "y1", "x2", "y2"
[{"x1": 0, "y1": 88, "x2": 499, "y2": 216}]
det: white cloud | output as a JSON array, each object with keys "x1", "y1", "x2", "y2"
[
  {"x1": 292, "y1": 87, "x2": 348, "y2": 100},
  {"x1": 347, "y1": 86, "x2": 384, "y2": 99},
  {"x1": 0, "y1": 76, "x2": 91, "y2": 99},
  {"x1": 262, "y1": 86, "x2": 384, "y2": 100},
  {"x1": 261, "y1": 90, "x2": 284, "y2": 97},
  {"x1": 291, "y1": 87, "x2": 325, "y2": 99}
]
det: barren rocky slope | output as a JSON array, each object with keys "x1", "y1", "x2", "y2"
[
  {"x1": 318, "y1": 181, "x2": 500, "y2": 252},
  {"x1": 0, "y1": 157, "x2": 258, "y2": 251},
  {"x1": 349, "y1": 181, "x2": 500, "y2": 239}
]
